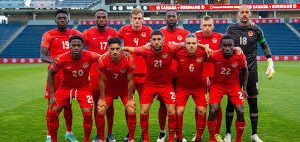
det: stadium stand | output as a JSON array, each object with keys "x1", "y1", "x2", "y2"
[
  {"x1": 290, "y1": 23, "x2": 300, "y2": 32},
  {"x1": 56, "y1": 0, "x2": 95, "y2": 8},
  {"x1": 0, "y1": 22, "x2": 24, "y2": 48},
  {"x1": 0, "y1": 0, "x2": 24, "y2": 8}
]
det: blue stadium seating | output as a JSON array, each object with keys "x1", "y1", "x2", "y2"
[
  {"x1": 290, "y1": 23, "x2": 300, "y2": 33},
  {"x1": 183, "y1": 24, "x2": 229, "y2": 34},
  {"x1": 56, "y1": 0, "x2": 95, "y2": 8},
  {"x1": 256, "y1": 23, "x2": 300, "y2": 55},
  {"x1": 0, "y1": 25, "x2": 71, "y2": 58},
  {"x1": 0, "y1": 22, "x2": 23, "y2": 47},
  {"x1": 145, "y1": 24, "x2": 165, "y2": 30}
]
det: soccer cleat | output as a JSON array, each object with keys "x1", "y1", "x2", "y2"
[
  {"x1": 124, "y1": 133, "x2": 129, "y2": 142},
  {"x1": 224, "y1": 133, "x2": 231, "y2": 142},
  {"x1": 156, "y1": 132, "x2": 166, "y2": 142},
  {"x1": 92, "y1": 134, "x2": 100, "y2": 142},
  {"x1": 215, "y1": 134, "x2": 224, "y2": 142},
  {"x1": 46, "y1": 136, "x2": 51, "y2": 142},
  {"x1": 251, "y1": 134, "x2": 263, "y2": 142},
  {"x1": 65, "y1": 132, "x2": 78, "y2": 142},
  {"x1": 191, "y1": 135, "x2": 196, "y2": 142},
  {"x1": 106, "y1": 134, "x2": 116, "y2": 142},
  {"x1": 176, "y1": 138, "x2": 187, "y2": 142}
]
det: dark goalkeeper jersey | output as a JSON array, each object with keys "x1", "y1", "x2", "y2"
[{"x1": 226, "y1": 23, "x2": 266, "y2": 72}]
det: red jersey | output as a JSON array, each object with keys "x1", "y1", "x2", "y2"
[
  {"x1": 175, "y1": 48, "x2": 207, "y2": 89},
  {"x1": 82, "y1": 26, "x2": 118, "y2": 77},
  {"x1": 194, "y1": 31, "x2": 223, "y2": 50},
  {"x1": 53, "y1": 51, "x2": 99, "y2": 89},
  {"x1": 210, "y1": 50, "x2": 247, "y2": 85},
  {"x1": 160, "y1": 26, "x2": 190, "y2": 43},
  {"x1": 98, "y1": 52, "x2": 135, "y2": 91},
  {"x1": 118, "y1": 25, "x2": 153, "y2": 74},
  {"x1": 41, "y1": 28, "x2": 81, "y2": 58},
  {"x1": 134, "y1": 44, "x2": 181, "y2": 86}
]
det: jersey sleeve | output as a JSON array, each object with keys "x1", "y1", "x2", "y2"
[
  {"x1": 169, "y1": 43, "x2": 182, "y2": 53},
  {"x1": 240, "y1": 54, "x2": 247, "y2": 69},
  {"x1": 133, "y1": 47, "x2": 145, "y2": 56},
  {"x1": 90, "y1": 51, "x2": 100, "y2": 62},
  {"x1": 98, "y1": 56, "x2": 106, "y2": 75},
  {"x1": 41, "y1": 32, "x2": 51, "y2": 48},
  {"x1": 117, "y1": 27, "x2": 124, "y2": 39},
  {"x1": 256, "y1": 26, "x2": 266, "y2": 44},
  {"x1": 82, "y1": 30, "x2": 89, "y2": 46}
]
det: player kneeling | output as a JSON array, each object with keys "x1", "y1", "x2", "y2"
[
  {"x1": 47, "y1": 35, "x2": 100, "y2": 142},
  {"x1": 97, "y1": 37, "x2": 136, "y2": 142},
  {"x1": 207, "y1": 35, "x2": 248, "y2": 142}
]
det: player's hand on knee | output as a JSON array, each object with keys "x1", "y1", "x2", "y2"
[
  {"x1": 242, "y1": 90, "x2": 248, "y2": 99},
  {"x1": 97, "y1": 99, "x2": 107, "y2": 113},
  {"x1": 266, "y1": 58, "x2": 275, "y2": 80},
  {"x1": 126, "y1": 99, "x2": 136, "y2": 113}
]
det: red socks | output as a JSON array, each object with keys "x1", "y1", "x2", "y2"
[
  {"x1": 207, "y1": 120, "x2": 217, "y2": 142},
  {"x1": 96, "y1": 113, "x2": 105, "y2": 141},
  {"x1": 168, "y1": 114, "x2": 176, "y2": 142},
  {"x1": 140, "y1": 114, "x2": 149, "y2": 141},
  {"x1": 176, "y1": 115, "x2": 183, "y2": 140},
  {"x1": 106, "y1": 104, "x2": 114, "y2": 134},
  {"x1": 64, "y1": 105, "x2": 73, "y2": 132},
  {"x1": 127, "y1": 113, "x2": 136, "y2": 141},
  {"x1": 216, "y1": 107, "x2": 222, "y2": 134},
  {"x1": 196, "y1": 113, "x2": 206, "y2": 139},
  {"x1": 49, "y1": 110, "x2": 59, "y2": 142},
  {"x1": 235, "y1": 121, "x2": 245, "y2": 142},
  {"x1": 83, "y1": 112, "x2": 92, "y2": 142},
  {"x1": 159, "y1": 103, "x2": 167, "y2": 131}
]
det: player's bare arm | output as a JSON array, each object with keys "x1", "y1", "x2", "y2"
[
  {"x1": 126, "y1": 73, "x2": 136, "y2": 113},
  {"x1": 241, "y1": 66, "x2": 249, "y2": 98},
  {"x1": 47, "y1": 68, "x2": 57, "y2": 109},
  {"x1": 260, "y1": 41, "x2": 275, "y2": 80},
  {"x1": 40, "y1": 47, "x2": 53, "y2": 63},
  {"x1": 98, "y1": 75, "x2": 107, "y2": 113}
]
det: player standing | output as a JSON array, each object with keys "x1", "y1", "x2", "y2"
[
  {"x1": 40, "y1": 9, "x2": 81, "y2": 142},
  {"x1": 123, "y1": 30, "x2": 181, "y2": 142},
  {"x1": 47, "y1": 35, "x2": 99, "y2": 142},
  {"x1": 117, "y1": 8, "x2": 152, "y2": 141},
  {"x1": 157, "y1": 10, "x2": 190, "y2": 142},
  {"x1": 174, "y1": 34, "x2": 207, "y2": 142},
  {"x1": 82, "y1": 8, "x2": 117, "y2": 142},
  {"x1": 207, "y1": 35, "x2": 248, "y2": 142},
  {"x1": 97, "y1": 37, "x2": 136, "y2": 142},
  {"x1": 224, "y1": 5, "x2": 275, "y2": 142}
]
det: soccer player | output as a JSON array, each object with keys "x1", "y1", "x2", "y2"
[
  {"x1": 224, "y1": 5, "x2": 275, "y2": 142},
  {"x1": 118, "y1": 8, "x2": 152, "y2": 141},
  {"x1": 207, "y1": 35, "x2": 248, "y2": 142},
  {"x1": 175, "y1": 34, "x2": 207, "y2": 142},
  {"x1": 82, "y1": 8, "x2": 118, "y2": 142},
  {"x1": 123, "y1": 30, "x2": 181, "y2": 142},
  {"x1": 193, "y1": 15, "x2": 224, "y2": 140},
  {"x1": 157, "y1": 10, "x2": 190, "y2": 141},
  {"x1": 47, "y1": 35, "x2": 100, "y2": 142},
  {"x1": 97, "y1": 37, "x2": 136, "y2": 142},
  {"x1": 40, "y1": 9, "x2": 81, "y2": 142}
]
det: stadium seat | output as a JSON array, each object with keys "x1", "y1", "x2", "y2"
[
  {"x1": 0, "y1": 22, "x2": 24, "y2": 47},
  {"x1": 290, "y1": 23, "x2": 300, "y2": 32}
]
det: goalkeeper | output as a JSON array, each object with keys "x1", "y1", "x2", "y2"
[{"x1": 224, "y1": 5, "x2": 275, "y2": 142}]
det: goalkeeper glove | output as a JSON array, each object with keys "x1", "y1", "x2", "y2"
[{"x1": 266, "y1": 58, "x2": 275, "y2": 80}]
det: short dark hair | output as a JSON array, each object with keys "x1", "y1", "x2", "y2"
[
  {"x1": 55, "y1": 9, "x2": 68, "y2": 17},
  {"x1": 185, "y1": 33, "x2": 197, "y2": 39},
  {"x1": 220, "y1": 34, "x2": 234, "y2": 43},
  {"x1": 166, "y1": 10, "x2": 177, "y2": 16},
  {"x1": 95, "y1": 8, "x2": 107, "y2": 14},
  {"x1": 69, "y1": 35, "x2": 84, "y2": 44},
  {"x1": 150, "y1": 30, "x2": 163, "y2": 38},
  {"x1": 108, "y1": 37, "x2": 122, "y2": 46}
]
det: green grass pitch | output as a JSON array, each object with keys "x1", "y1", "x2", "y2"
[{"x1": 0, "y1": 61, "x2": 299, "y2": 142}]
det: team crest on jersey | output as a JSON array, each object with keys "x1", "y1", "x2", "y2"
[
  {"x1": 120, "y1": 69, "x2": 126, "y2": 73},
  {"x1": 177, "y1": 35, "x2": 183, "y2": 41},
  {"x1": 162, "y1": 53, "x2": 168, "y2": 58},
  {"x1": 248, "y1": 31, "x2": 254, "y2": 37},
  {"x1": 141, "y1": 32, "x2": 146, "y2": 38},
  {"x1": 83, "y1": 62, "x2": 89, "y2": 68},
  {"x1": 196, "y1": 57, "x2": 202, "y2": 63},
  {"x1": 231, "y1": 62, "x2": 237, "y2": 68},
  {"x1": 212, "y1": 38, "x2": 218, "y2": 43}
]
